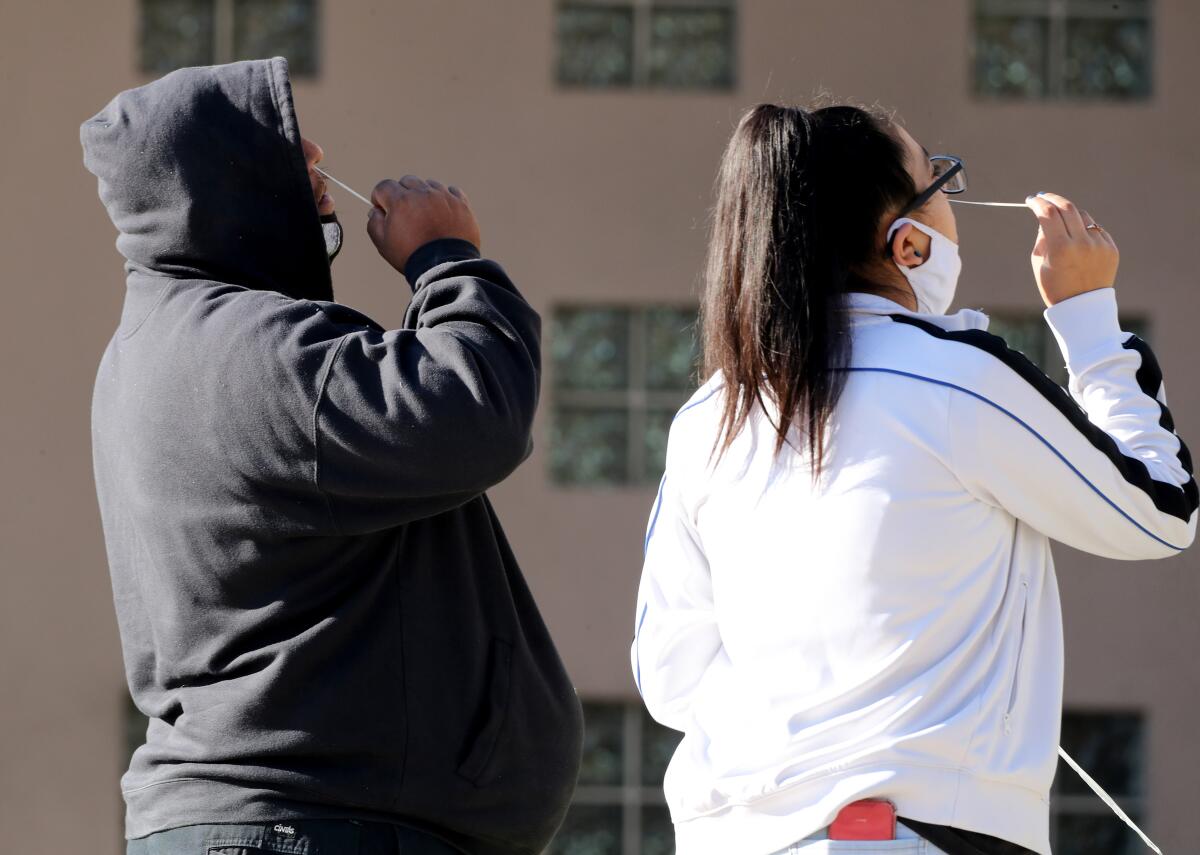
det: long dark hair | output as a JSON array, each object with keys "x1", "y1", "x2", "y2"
[{"x1": 700, "y1": 103, "x2": 916, "y2": 474}]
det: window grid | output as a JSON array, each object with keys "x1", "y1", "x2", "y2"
[
  {"x1": 550, "y1": 305, "x2": 698, "y2": 487},
  {"x1": 556, "y1": 703, "x2": 675, "y2": 855},
  {"x1": 973, "y1": 0, "x2": 1152, "y2": 99},
  {"x1": 140, "y1": 0, "x2": 318, "y2": 76},
  {"x1": 1049, "y1": 710, "x2": 1146, "y2": 853},
  {"x1": 986, "y1": 312, "x2": 1149, "y2": 387},
  {"x1": 557, "y1": 0, "x2": 736, "y2": 90}
]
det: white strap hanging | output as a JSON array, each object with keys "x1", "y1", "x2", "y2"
[{"x1": 1058, "y1": 746, "x2": 1162, "y2": 854}]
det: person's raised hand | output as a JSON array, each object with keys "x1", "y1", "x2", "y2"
[
  {"x1": 367, "y1": 176, "x2": 481, "y2": 275},
  {"x1": 1025, "y1": 192, "x2": 1118, "y2": 307}
]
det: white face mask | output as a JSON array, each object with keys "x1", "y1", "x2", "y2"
[{"x1": 885, "y1": 217, "x2": 962, "y2": 315}]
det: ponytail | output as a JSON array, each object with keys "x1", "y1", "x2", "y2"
[{"x1": 699, "y1": 103, "x2": 915, "y2": 475}]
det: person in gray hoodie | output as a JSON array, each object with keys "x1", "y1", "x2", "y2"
[{"x1": 81, "y1": 57, "x2": 582, "y2": 855}]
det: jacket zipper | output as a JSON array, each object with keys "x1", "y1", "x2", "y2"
[{"x1": 1002, "y1": 579, "x2": 1030, "y2": 736}]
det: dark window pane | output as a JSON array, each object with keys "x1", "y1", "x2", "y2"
[
  {"x1": 986, "y1": 316, "x2": 1045, "y2": 363},
  {"x1": 1122, "y1": 316, "x2": 1150, "y2": 343},
  {"x1": 578, "y1": 702, "x2": 626, "y2": 786},
  {"x1": 987, "y1": 315, "x2": 1062, "y2": 383},
  {"x1": 642, "y1": 407, "x2": 677, "y2": 486},
  {"x1": 648, "y1": 7, "x2": 735, "y2": 89},
  {"x1": 1054, "y1": 812, "x2": 1142, "y2": 855},
  {"x1": 641, "y1": 805, "x2": 676, "y2": 855},
  {"x1": 125, "y1": 693, "x2": 149, "y2": 763},
  {"x1": 553, "y1": 308, "x2": 631, "y2": 391},
  {"x1": 645, "y1": 307, "x2": 699, "y2": 391},
  {"x1": 545, "y1": 804, "x2": 623, "y2": 855},
  {"x1": 551, "y1": 408, "x2": 628, "y2": 485},
  {"x1": 974, "y1": 15, "x2": 1049, "y2": 97},
  {"x1": 557, "y1": 4, "x2": 635, "y2": 87},
  {"x1": 641, "y1": 706, "x2": 683, "y2": 787},
  {"x1": 1055, "y1": 711, "x2": 1143, "y2": 797},
  {"x1": 1063, "y1": 17, "x2": 1152, "y2": 99},
  {"x1": 140, "y1": 0, "x2": 215, "y2": 73},
  {"x1": 233, "y1": 0, "x2": 318, "y2": 76}
]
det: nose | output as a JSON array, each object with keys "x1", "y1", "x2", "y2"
[{"x1": 303, "y1": 137, "x2": 324, "y2": 167}]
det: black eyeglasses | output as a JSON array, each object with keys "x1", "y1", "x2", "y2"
[
  {"x1": 898, "y1": 154, "x2": 967, "y2": 218},
  {"x1": 883, "y1": 154, "x2": 966, "y2": 255}
]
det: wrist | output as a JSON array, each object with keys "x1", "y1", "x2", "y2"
[
  {"x1": 1043, "y1": 286, "x2": 1121, "y2": 371},
  {"x1": 403, "y1": 237, "x2": 481, "y2": 287}
]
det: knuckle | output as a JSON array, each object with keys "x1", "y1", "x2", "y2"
[{"x1": 371, "y1": 179, "x2": 398, "y2": 202}]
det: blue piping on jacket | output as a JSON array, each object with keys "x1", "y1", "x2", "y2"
[
  {"x1": 636, "y1": 384, "x2": 722, "y2": 696},
  {"x1": 844, "y1": 367, "x2": 1188, "y2": 552},
  {"x1": 643, "y1": 385, "x2": 721, "y2": 555},
  {"x1": 634, "y1": 601, "x2": 648, "y2": 695}
]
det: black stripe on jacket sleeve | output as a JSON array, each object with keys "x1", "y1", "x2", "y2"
[
  {"x1": 1123, "y1": 334, "x2": 1194, "y2": 475},
  {"x1": 890, "y1": 314, "x2": 1199, "y2": 523}
]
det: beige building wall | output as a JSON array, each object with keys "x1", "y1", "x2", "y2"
[{"x1": 2, "y1": 1, "x2": 1197, "y2": 852}]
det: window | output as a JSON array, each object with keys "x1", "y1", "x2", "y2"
[
  {"x1": 140, "y1": 0, "x2": 318, "y2": 76},
  {"x1": 550, "y1": 306, "x2": 699, "y2": 487},
  {"x1": 546, "y1": 702, "x2": 683, "y2": 855},
  {"x1": 556, "y1": 1, "x2": 735, "y2": 90},
  {"x1": 125, "y1": 693, "x2": 149, "y2": 764},
  {"x1": 1053, "y1": 711, "x2": 1146, "y2": 854},
  {"x1": 987, "y1": 311, "x2": 1148, "y2": 386},
  {"x1": 547, "y1": 705, "x2": 1145, "y2": 855},
  {"x1": 973, "y1": 0, "x2": 1152, "y2": 99}
]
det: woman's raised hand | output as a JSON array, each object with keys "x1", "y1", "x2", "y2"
[{"x1": 1025, "y1": 192, "x2": 1119, "y2": 307}]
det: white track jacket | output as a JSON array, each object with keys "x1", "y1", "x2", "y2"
[{"x1": 632, "y1": 289, "x2": 1196, "y2": 855}]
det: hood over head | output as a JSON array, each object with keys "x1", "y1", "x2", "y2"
[{"x1": 81, "y1": 57, "x2": 334, "y2": 301}]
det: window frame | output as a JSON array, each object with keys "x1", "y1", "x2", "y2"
[
  {"x1": 984, "y1": 311, "x2": 1149, "y2": 388},
  {"x1": 560, "y1": 702, "x2": 676, "y2": 855},
  {"x1": 550, "y1": 303, "x2": 699, "y2": 488},
  {"x1": 971, "y1": 0, "x2": 1153, "y2": 100},
  {"x1": 139, "y1": 0, "x2": 321, "y2": 77},
  {"x1": 555, "y1": 0, "x2": 738, "y2": 91},
  {"x1": 1050, "y1": 708, "x2": 1148, "y2": 853}
]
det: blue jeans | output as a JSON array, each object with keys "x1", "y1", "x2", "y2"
[
  {"x1": 126, "y1": 820, "x2": 463, "y2": 855},
  {"x1": 771, "y1": 823, "x2": 949, "y2": 854}
]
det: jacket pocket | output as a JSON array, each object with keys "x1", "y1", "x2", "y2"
[
  {"x1": 456, "y1": 638, "x2": 514, "y2": 784},
  {"x1": 1001, "y1": 578, "x2": 1030, "y2": 736}
]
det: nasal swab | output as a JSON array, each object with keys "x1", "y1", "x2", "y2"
[
  {"x1": 314, "y1": 166, "x2": 373, "y2": 208},
  {"x1": 949, "y1": 200, "x2": 1029, "y2": 208}
]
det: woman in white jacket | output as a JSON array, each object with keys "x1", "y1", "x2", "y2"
[{"x1": 631, "y1": 103, "x2": 1196, "y2": 855}]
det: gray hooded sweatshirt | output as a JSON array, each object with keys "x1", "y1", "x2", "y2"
[{"x1": 81, "y1": 57, "x2": 582, "y2": 855}]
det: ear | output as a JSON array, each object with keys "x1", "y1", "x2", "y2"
[{"x1": 889, "y1": 222, "x2": 927, "y2": 269}]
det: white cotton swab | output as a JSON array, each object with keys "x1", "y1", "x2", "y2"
[
  {"x1": 949, "y1": 200, "x2": 1030, "y2": 207},
  {"x1": 314, "y1": 166, "x2": 373, "y2": 208}
]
